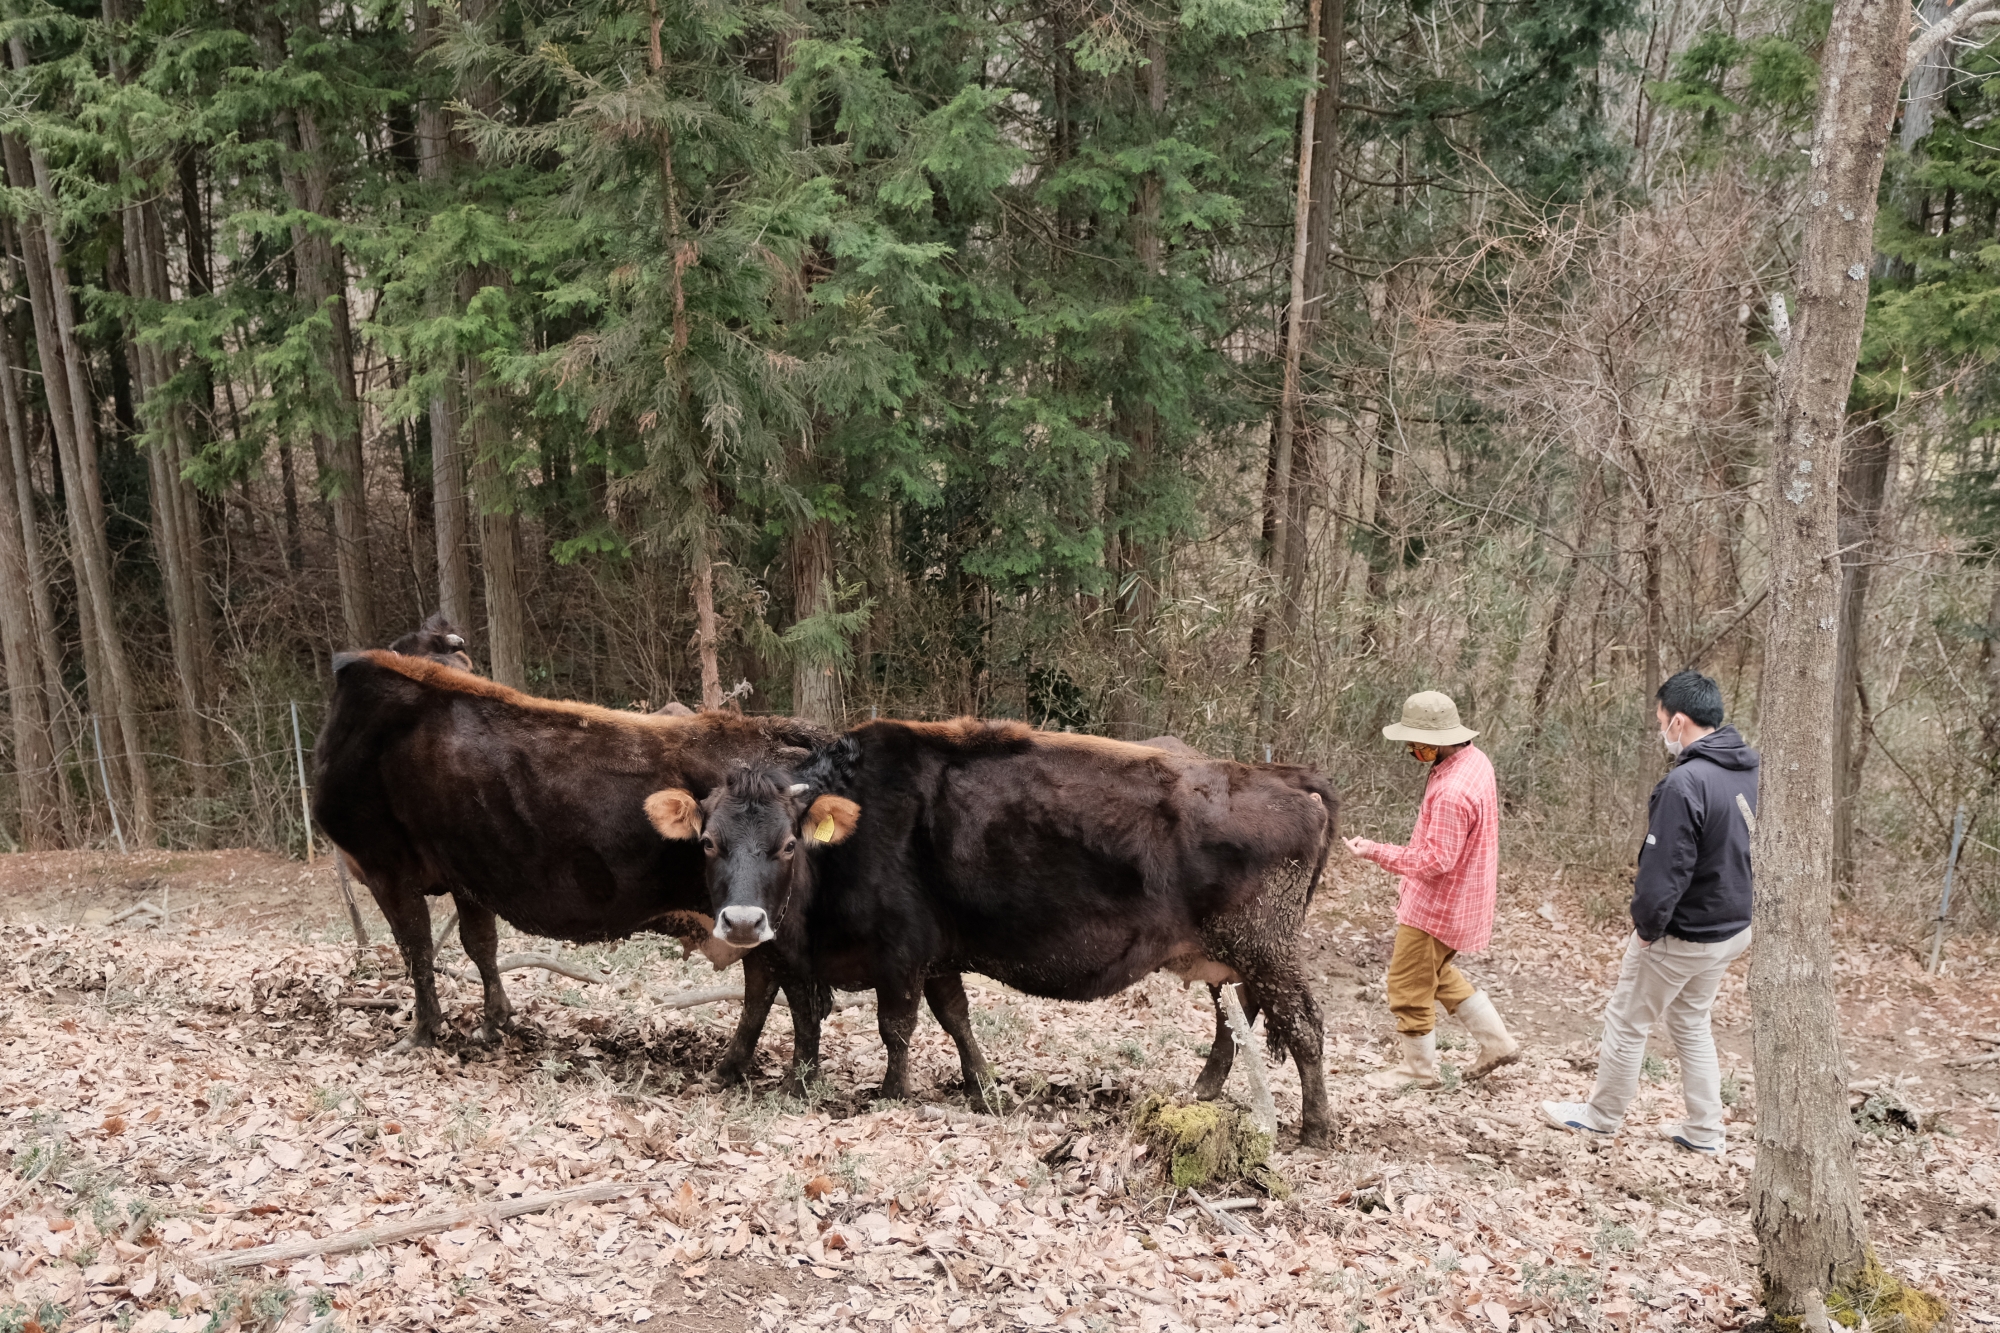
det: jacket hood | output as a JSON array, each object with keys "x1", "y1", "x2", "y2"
[{"x1": 1680, "y1": 724, "x2": 1758, "y2": 772}]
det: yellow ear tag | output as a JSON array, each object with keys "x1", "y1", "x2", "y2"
[{"x1": 814, "y1": 815, "x2": 837, "y2": 844}]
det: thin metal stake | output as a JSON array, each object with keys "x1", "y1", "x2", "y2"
[
  {"x1": 90, "y1": 715, "x2": 126, "y2": 854},
  {"x1": 291, "y1": 701, "x2": 315, "y2": 862},
  {"x1": 1928, "y1": 803, "x2": 1968, "y2": 975}
]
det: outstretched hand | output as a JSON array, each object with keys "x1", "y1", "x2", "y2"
[{"x1": 1343, "y1": 836, "x2": 1372, "y2": 858}]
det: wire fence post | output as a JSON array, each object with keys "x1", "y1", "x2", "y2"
[
  {"x1": 90, "y1": 714, "x2": 126, "y2": 855},
  {"x1": 291, "y1": 700, "x2": 315, "y2": 862},
  {"x1": 1927, "y1": 802, "x2": 1968, "y2": 976}
]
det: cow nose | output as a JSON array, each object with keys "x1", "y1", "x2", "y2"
[{"x1": 715, "y1": 906, "x2": 773, "y2": 945}]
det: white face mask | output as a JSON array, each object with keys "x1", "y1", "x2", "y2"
[{"x1": 1661, "y1": 730, "x2": 1684, "y2": 758}]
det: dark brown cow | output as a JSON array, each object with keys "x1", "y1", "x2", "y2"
[
  {"x1": 312, "y1": 650, "x2": 830, "y2": 1056},
  {"x1": 645, "y1": 720, "x2": 1339, "y2": 1145}
]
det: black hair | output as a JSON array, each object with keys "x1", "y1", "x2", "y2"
[{"x1": 1656, "y1": 669, "x2": 1724, "y2": 729}]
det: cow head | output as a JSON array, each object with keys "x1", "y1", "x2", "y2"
[
  {"x1": 644, "y1": 766, "x2": 859, "y2": 950},
  {"x1": 388, "y1": 612, "x2": 474, "y2": 672}
]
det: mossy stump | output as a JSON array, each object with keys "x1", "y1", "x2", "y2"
[{"x1": 1132, "y1": 1094, "x2": 1289, "y2": 1198}]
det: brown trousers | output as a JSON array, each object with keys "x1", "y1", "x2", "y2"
[{"x1": 1386, "y1": 924, "x2": 1476, "y2": 1035}]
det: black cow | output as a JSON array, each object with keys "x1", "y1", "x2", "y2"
[
  {"x1": 644, "y1": 720, "x2": 1338, "y2": 1145},
  {"x1": 313, "y1": 648, "x2": 830, "y2": 1060}
]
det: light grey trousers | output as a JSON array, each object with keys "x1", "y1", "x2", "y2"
[{"x1": 1586, "y1": 927, "x2": 1751, "y2": 1147}]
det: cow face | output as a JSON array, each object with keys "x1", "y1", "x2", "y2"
[{"x1": 645, "y1": 770, "x2": 859, "y2": 950}]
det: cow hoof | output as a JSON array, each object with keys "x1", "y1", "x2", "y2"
[
  {"x1": 1298, "y1": 1120, "x2": 1333, "y2": 1149},
  {"x1": 472, "y1": 1024, "x2": 506, "y2": 1047},
  {"x1": 1191, "y1": 1074, "x2": 1227, "y2": 1101},
  {"x1": 713, "y1": 1060, "x2": 753, "y2": 1087},
  {"x1": 388, "y1": 1029, "x2": 438, "y2": 1054}
]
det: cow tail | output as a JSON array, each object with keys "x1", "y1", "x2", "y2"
[{"x1": 1302, "y1": 776, "x2": 1339, "y2": 908}]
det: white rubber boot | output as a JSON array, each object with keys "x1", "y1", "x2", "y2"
[
  {"x1": 1455, "y1": 990, "x2": 1521, "y2": 1081},
  {"x1": 1364, "y1": 1032, "x2": 1442, "y2": 1090}
]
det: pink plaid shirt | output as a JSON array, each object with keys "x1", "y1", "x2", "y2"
[{"x1": 1351, "y1": 745, "x2": 1499, "y2": 954}]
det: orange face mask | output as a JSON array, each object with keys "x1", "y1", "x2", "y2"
[{"x1": 1406, "y1": 742, "x2": 1440, "y2": 763}]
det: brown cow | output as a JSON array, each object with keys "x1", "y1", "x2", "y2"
[
  {"x1": 386, "y1": 612, "x2": 474, "y2": 672},
  {"x1": 312, "y1": 650, "x2": 830, "y2": 1058},
  {"x1": 646, "y1": 720, "x2": 1338, "y2": 1145}
]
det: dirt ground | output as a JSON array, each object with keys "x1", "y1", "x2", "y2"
[{"x1": 0, "y1": 846, "x2": 1995, "y2": 1332}]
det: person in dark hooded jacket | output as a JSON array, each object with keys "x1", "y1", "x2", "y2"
[{"x1": 1542, "y1": 669, "x2": 1757, "y2": 1155}]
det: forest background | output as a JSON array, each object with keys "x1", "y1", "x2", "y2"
[{"x1": 0, "y1": 0, "x2": 1985, "y2": 930}]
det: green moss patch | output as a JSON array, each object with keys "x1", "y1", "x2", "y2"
[
  {"x1": 1132, "y1": 1094, "x2": 1289, "y2": 1198},
  {"x1": 1824, "y1": 1256, "x2": 1951, "y2": 1333}
]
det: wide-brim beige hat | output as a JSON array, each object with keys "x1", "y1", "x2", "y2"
[{"x1": 1382, "y1": 690, "x2": 1479, "y2": 745}]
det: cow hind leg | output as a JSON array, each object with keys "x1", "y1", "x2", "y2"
[
  {"x1": 1191, "y1": 983, "x2": 1262, "y2": 1102},
  {"x1": 367, "y1": 878, "x2": 444, "y2": 1052},
  {"x1": 923, "y1": 973, "x2": 997, "y2": 1107},
  {"x1": 1201, "y1": 887, "x2": 1330, "y2": 1147},
  {"x1": 715, "y1": 951, "x2": 785, "y2": 1086},
  {"x1": 874, "y1": 978, "x2": 924, "y2": 1102},
  {"x1": 455, "y1": 897, "x2": 513, "y2": 1045}
]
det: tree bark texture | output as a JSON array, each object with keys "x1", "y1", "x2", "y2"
[
  {"x1": 2, "y1": 97, "x2": 155, "y2": 844},
  {"x1": 415, "y1": 0, "x2": 474, "y2": 636},
  {"x1": 459, "y1": 0, "x2": 526, "y2": 688},
  {"x1": 0, "y1": 318, "x2": 58, "y2": 847},
  {"x1": 267, "y1": 10, "x2": 374, "y2": 649},
  {"x1": 1749, "y1": 0, "x2": 1902, "y2": 1309},
  {"x1": 1255, "y1": 0, "x2": 1323, "y2": 749},
  {"x1": 790, "y1": 498, "x2": 839, "y2": 726},
  {"x1": 1832, "y1": 417, "x2": 1892, "y2": 891}
]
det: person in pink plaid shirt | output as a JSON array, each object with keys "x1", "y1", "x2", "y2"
[{"x1": 1344, "y1": 691, "x2": 1521, "y2": 1090}]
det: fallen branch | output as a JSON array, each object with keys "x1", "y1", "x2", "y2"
[
  {"x1": 105, "y1": 901, "x2": 165, "y2": 928},
  {"x1": 654, "y1": 984, "x2": 749, "y2": 1011},
  {"x1": 337, "y1": 998, "x2": 401, "y2": 1010},
  {"x1": 1184, "y1": 1186, "x2": 1257, "y2": 1238},
  {"x1": 195, "y1": 1178, "x2": 660, "y2": 1271},
  {"x1": 1946, "y1": 1051, "x2": 2000, "y2": 1069},
  {"x1": 1972, "y1": 1033, "x2": 2000, "y2": 1046},
  {"x1": 444, "y1": 953, "x2": 617, "y2": 988}
]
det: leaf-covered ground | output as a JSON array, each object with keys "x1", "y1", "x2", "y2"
[{"x1": 0, "y1": 849, "x2": 1995, "y2": 1332}]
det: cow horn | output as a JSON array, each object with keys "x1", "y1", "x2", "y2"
[{"x1": 787, "y1": 783, "x2": 809, "y2": 797}]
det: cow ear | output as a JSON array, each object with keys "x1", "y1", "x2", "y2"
[
  {"x1": 802, "y1": 794, "x2": 861, "y2": 845},
  {"x1": 644, "y1": 788, "x2": 703, "y2": 840}
]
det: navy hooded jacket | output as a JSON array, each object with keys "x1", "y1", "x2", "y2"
[{"x1": 1631, "y1": 725, "x2": 1759, "y2": 943}]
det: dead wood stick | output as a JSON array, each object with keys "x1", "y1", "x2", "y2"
[
  {"x1": 1972, "y1": 1033, "x2": 2000, "y2": 1046},
  {"x1": 105, "y1": 901, "x2": 164, "y2": 927},
  {"x1": 1219, "y1": 983, "x2": 1278, "y2": 1139},
  {"x1": 334, "y1": 856, "x2": 371, "y2": 950},
  {"x1": 1946, "y1": 1051, "x2": 2000, "y2": 1069},
  {"x1": 442, "y1": 953, "x2": 617, "y2": 987},
  {"x1": 337, "y1": 998, "x2": 401, "y2": 1010},
  {"x1": 1184, "y1": 1186, "x2": 1257, "y2": 1238},
  {"x1": 196, "y1": 1178, "x2": 660, "y2": 1271},
  {"x1": 432, "y1": 909, "x2": 460, "y2": 951}
]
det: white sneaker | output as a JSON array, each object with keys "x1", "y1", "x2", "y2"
[
  {"x1": 1541, "y1": 1100, "x2": 1615, "y2": 1135},
  {"x1": 1659, "y1": 1123, "x2": 1722, "y2": 1156}
]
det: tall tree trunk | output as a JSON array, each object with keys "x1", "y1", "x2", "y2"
[
  {"x1": 1749, "y1": 0, "x2": 1903, "y2": 1312},
  {"x1": 790, "y1": 483, "x2": 839, "y2": 726},
  {"x1": 415, "y1": 0, "x2": 474, "y2": 635},
  {"x1": 1832, "y1": 417, "x2": 1892, "y2": 891},
  {"x1": 458, "y1": 0, "x2": 526, "y2": 687},
  {"x1": 2, "y1": 94, "x2": 155, "y2": 844},
  {"x1": 693, "y1": 523, "x2": 723, "y2": 711},
  {"x1": 1107, "y1": 32, "x2": 1169, "y2": 738},
  {"x1": 107, "y1": 4, "x2": 213, "y2": 824},
  {"x1": 0, "y1": 228, "x2": 75, "y2": 841},
  {"x1": 1529, "y1": 459, "x2": 1607, "y2": 730},
  {"x1": 1254, "y1": 0, "x2": 1323, "y2": 750},
  {"x1": 1277, "y1": 0, "x2": 1345, "y2": 632},
  {"x1": 0, "y1": 317, "x2": 57, "y2": 847},
  {"x1": 266, "y1": 11, "x2": 374, "y2": 649}
]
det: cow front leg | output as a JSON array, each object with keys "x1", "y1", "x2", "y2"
[
  {"x1": 367, "y1": 878, "x2": 443, "y2": 1052},
  {"x1": 714, "y1": 950, "x2": 784, "y2": 1086},
  {"x1": 923, "y1": 973, "x2": 997, "y2": 1106},
  {"x1": 1231, "y1": 957, "x2": 1329, "y2": 1148},
  {"x1": 1191, "y1": 983, "x2": 1261, "y2": 1102},
  {"x1": 874, "y1": 977, "x2": 923, "y2": 1102},
  {"x1": 779, "y1": 975, "x2": 833, "y2": 1096},
  {"x1": 456, "y1": 897, "x2": 513, "y2": 1044}
]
